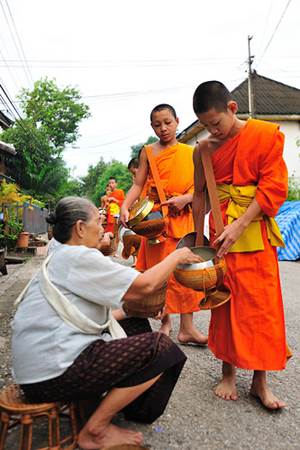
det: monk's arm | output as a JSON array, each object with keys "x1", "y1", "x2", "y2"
[
  {"x1": 120, "y1": 148, "x2": 148, "y2": 224},
  {"x1": 215, "y1": 198, "x2": 262, "y2": 257}
]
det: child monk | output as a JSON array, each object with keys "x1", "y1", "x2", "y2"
[
  {"x1": 192, "y1": 81, "x2": 288, "y2": 409},
  {"x1": 120, "y1": 104, "x2": 207, "y2": 345}
]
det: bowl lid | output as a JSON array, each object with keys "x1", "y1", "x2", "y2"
[{"x1": 127, "y1": 198, "x2": 154, "y2": 228}]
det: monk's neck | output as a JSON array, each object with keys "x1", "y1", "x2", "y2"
[
  {"x1": 228, "y1": 118, "x2": 246, "y2": 138},
  {"x1": 156, "y1": 138, "x2": 178, "y2": 151}
]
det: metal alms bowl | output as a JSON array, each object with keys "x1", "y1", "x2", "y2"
[
  {"x1": 174, "y1": 232, "x2": 226, "y2": 292},
  {"x1": 176, "y1": 232, "x2": 214, "y2": 270},
  {"x1": 127, "y1": 198, "x2": 154, "y2": 228}
]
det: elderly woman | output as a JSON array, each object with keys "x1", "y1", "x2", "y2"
[{"x1": 11, "y1": 196, "x2": 201, "y2": 450}]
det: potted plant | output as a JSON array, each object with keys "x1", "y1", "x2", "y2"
[{"x1": 3, "y1": 214, "x2": 24, "y2": 250}]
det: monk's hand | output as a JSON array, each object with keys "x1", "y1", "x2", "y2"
[
  {"x1": 214, "y1": 220, "x2": 246, "y2": 257},
  {"x1": 175, "y1": 247, "x2": 203, "y2": 265},
  {"x1": 120, "y1": 207, "x2": 129, "y2": 227},
  {"x1": 161, "y1": 195, "x2": 189, "y2": 216}
]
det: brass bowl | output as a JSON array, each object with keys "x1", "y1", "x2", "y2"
[
  {"x1": 174, "y1": 232, "x2": 227, "y2": 291},
  {"x1": 132, "y1": 218, "x2": 166, "y2": 240},
  {"x1": 127, "y1": 198, "x2": 154, "y2": 228}
]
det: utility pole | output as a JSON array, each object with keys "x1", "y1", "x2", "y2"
[{"x1": 247, "y1": 35, "x2": 255, "y2": 117}]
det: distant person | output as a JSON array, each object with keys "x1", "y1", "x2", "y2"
[
  {"x1": 107, "y1": 177, "x2": 125, "y2": 207},
  {"x1": 192, "y1": 80, "x2": 289, "y2": 409},
  {"x1": 100, "y1": 179, "x2": 123, "y2": 234},
  {"x1": 127, "y1": 158, "x2": 139, "y2": 181},
  {"x1": 120, "y1": 104, "x2": 207, "y2": 346}
]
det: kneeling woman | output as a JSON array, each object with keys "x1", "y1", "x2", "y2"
[{"x1": 11, "y1": 196, "x2": 200, "y2": 450}]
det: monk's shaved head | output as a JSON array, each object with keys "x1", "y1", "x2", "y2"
[
  {"x1": 193, "y1": 81, "x2": 233, "y2": 114},
  {"x1": 150, "y1": 104, "x2": 177, "y2": 122}
]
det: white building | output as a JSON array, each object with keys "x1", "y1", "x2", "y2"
[{"x1": 178, "y1": 73, "x2": 300, "y2": 180}]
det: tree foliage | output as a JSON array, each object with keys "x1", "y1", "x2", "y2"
[
  {"x1": 19, "y1": 78, "x2": 90, "y2": 153},
  {"x1": 0, "y1": 78, "x2": 90, "y2": 203},
  {"x1": 80, "y1": 158, "x2": 107, "y2": 201},
  {"x1": 130, "y1": 135, "x2": 157, "y2": 158}
]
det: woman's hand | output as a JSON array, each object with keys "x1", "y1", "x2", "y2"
[
  {"x1": 175, "y1": 247, "x2": 203, "y2": 265},
  {"x1": 120, "y1": 207, "x2": 129, "y2": 227},
  {"x1": 214, "y1": 219, "x2": 246, "y2": 257}
]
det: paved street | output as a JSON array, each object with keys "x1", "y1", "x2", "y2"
[{"x1": 0, "y1": 257, "x2": 299, "y2": 449}]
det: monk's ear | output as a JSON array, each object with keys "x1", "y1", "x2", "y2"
[
  {"x1": 175, "y1": 117, "x2": 179, "y2": 126},
  {"x1": 227, "y1": 101, "x2": 238, "y2": 114}
]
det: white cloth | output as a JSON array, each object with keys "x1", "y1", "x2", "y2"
[
  {"x1": 11, "y1": 245, "x2": 139, "y2": 384},
  {"x1": 46, "y1": 237, "x2": 62, "y2": 255},
  {"x1": 15, "y1": 254, "x2": 127, "y2": 338}
]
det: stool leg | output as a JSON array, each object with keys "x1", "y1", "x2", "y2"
[
  {"x1": 19, "y1": 414, "x2": 33, "y2": 450},
  {"x1": 0, "y1": 412, "x2": 10, "y2": 450},
  {"x1": 69, "y1": 403, "x2": 79, "y2": 444},
  {"x1": 48, "y1": 407, "x2": 60, "y2": 449}
]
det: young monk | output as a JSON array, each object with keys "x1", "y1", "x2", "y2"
[
  {"x1": 127, "y1": 157, "x2": 139, "y2": 180},
  {"x1": 192, "y1": 80, "x2": 288, "y2": 409},
  {"x1": 120, "y1": 104, "x2": 207, "y2": 345}
]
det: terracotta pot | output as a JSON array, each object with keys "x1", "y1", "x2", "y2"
[{"x1": 16, "y1": 232, "x2": 30, "y2": 248}]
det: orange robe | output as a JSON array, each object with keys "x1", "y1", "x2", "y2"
[
  {"x1": 208, "y1": 119, "x2": 288, "y2": 370},
  {"x1": 105, "y1": 189, "x2": 125, "y2": 234},
  {"x1": 136, "y1": 143, "x2": 203, "y2": 314}
]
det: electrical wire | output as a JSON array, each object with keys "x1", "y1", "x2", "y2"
[
  {"x1": 257, "y1": 0, "x2": 293, "y2": 66},
  {"x1": 4, "y1": 0, "x2": 34, "y2": 84},
  {"x1": 0, "y1": 0, "x2": 33, "y2": 86}
]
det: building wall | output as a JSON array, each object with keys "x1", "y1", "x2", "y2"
[{"x1": 186, "y1": 120, "x2": 300, "y2": 178}]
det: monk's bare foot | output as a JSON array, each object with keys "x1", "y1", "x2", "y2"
[
  {"x1": 78, "y1": 423, "x2": 143, "y2": 449},
  {"x1": 177, "y1": 329, "x2": 208, "y2": 346},
  {"x1": 250, "y1": 371, "x2": 287, "y2": 410},
  {"x1": 214, "y1": 362, "x2": 238, "y2": 401},
  {"x1": 159, "y1": 314, "x2": 172, "y2": 336}
]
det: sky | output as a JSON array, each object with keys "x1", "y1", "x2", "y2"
[{"x1": 0, "y1": 0, "x2": 299, "y2": 177}]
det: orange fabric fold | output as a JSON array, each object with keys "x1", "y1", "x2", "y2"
[
  {"x1": 136, "y1": 142, "x2": 203, "y2": 314},
  {"x1": 208, "y1": 119, "x2": 288, "y2": 370}
]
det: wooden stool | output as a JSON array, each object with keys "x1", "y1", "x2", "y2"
[{"x1": 0, "y1": 384, "x2": 79, "y2": 450}]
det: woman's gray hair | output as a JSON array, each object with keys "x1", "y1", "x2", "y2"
[{"x1": 46, "y1": 196, "x2": 96, "y2": 243}]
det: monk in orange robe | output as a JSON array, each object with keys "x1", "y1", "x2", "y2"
[
  {"x1": 121, "y1": 104, "x2": 207, "y2": 345},
  {"x1": 192, "y1": 81, "x2": 288, "y2": 410},
  {"x1": 104, "y1": 177, "x2": 125, "y2": 234}
]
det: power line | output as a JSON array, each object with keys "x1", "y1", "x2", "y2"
[
  {"x1": 3, "y1": 0, "x2": 33, "y2": 85},
  {"x1": 257, "y1": 0, "x2": 293, "y2": 66},
  {"x1": 0, "y1": 0, "x2": 33, "y2": 86}
]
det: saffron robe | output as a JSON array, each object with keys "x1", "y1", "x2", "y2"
[
  {"x1": 105, "y1": 189, "x2": 125, "y2": 234},
  {"x1": 208, "y1": 119, "x2": 288, "y2": 370},
  {"x1": 136, "y1": 143, "x2": 203, "y2": 314}
]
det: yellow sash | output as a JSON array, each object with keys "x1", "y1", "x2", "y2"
[{"x1": 217, "y1": 184, "x2": 285, "y2": 252}]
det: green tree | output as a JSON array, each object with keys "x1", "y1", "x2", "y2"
[
  {"x1": 93, "y1": 160, "x2": 132, "y2": 205},
  {"x1": 81, "y1": 158, "x2": 107, "y2": 200},
  {"x1": 0, "y1": 78, "x2": 90, "y2": 202},
  {"x1": 19, "y1": 78, "x2": 90, "y2": 153},
  {"x1": 57, "y1": 176, "x2": 84, "y2": 199},
  {"x1": 130, "y1": 135, "x2": 157, "y2": 158}
]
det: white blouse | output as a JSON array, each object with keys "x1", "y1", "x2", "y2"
[{"x1": 11, "y1": 244, "x2": 139, "y2": 384}]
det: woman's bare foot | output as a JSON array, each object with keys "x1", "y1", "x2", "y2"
[
  {"x1": 215, "y1": 362, "x2": 238, "y2": 401},
  {"x1": 250, "y1": 370, "x2": 287, "y2": 410},
  {"x1": 78, "y1": 423, "x2": 143, "y2": 449}
]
